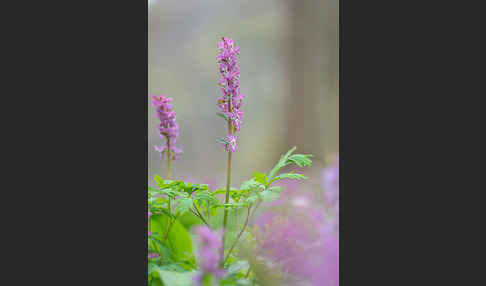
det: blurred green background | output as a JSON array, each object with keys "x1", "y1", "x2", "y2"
[{"x1": 148, "y1": 0, "x2": 338, "y2": 188}]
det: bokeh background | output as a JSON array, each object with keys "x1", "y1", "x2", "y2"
[{"x1": 148, "y1": 0, "x2": 338, "y2": 189}]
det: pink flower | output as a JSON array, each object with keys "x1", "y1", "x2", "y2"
[
  {"x1": 152, "y1": 94, "x2": 182, "y2": 160},
  {"x1": 254, "y1": 185, "x2": 339, "y2": 286},
  {"x1": 217, "y1": 37, "x2": 244, "y2": 152},
  {"x1": 193, "y1": 226, "x2": 225, "y2": 285},
  {"x1": 221, "y1": 134, "x2": 237, "y2": 153}
]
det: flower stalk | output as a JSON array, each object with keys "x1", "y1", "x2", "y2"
[
  {"x1": 167, "y1": 138, "x2": 171, "y2": 212},
  {"x1": 216, "y1": 37, "x2": 244, "y2": 262},
  {"x1": 152, "y1": 94, "x2": 181, "y2": 226},
  {"x1": 221, "y1": 105, "x2": 233, "y2": 261}
]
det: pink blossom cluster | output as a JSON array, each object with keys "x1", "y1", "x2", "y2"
[
  {"x1": 217, "y1": 37, "x2": 244, "y2": 152},
  {"x1": 254, "y1": 160, "x2": 339, "y2": 286},
  {"x1": 151, "y1": 94, "x2": 182, "y2": 159},
  {"x1": 256, "y1": 207, "x2": 338, "y2": 286}
]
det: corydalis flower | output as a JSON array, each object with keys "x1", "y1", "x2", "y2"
[
  {"x1": 254, "y1": 177, "x2": 338, "y2": 286},
  {"x1": 221, "y1": 134, "x2": 237, "y2": 153},
  {"x1": 193, "y1": 226, "x2": 225, "y2": 285},
  {"x1": 217, "y1": 37, "x2": 244, "y2": 152},
  {"x1": 151, "y1": 94, "x2": 182, "y2": 159},
  {"x1": 256, "y1": 207, "x2": 338, "y2": 286},
  {"x1": 154, "y1": 144, "x2": 182, "y2": 159}
]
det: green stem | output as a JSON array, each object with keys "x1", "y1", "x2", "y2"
[
  {"x1": 207, "y1": 203, "x2": 211, "y2": 225},
  {"x1": 193, "y1": 203, "x2": 210, "y2": 227},
  {"x1": 221, "y1": 150, "x2": 232, "y2": 262},
  {"x1": 190, "y1": 209, "x2": 210, "y2": 227},
  {"x1": 163, "y1": 214, "x2": 179, "y2": 242},
  {"x1": 167, "y1": 138, "x2": 172, "y2": 213},
  {"x1": 224, "y1": 204, "x2": 252, "y2": 264},
  {"x1": 222, "y1": 98, "x2": 233, "y2": 263},
  {"x1": 244, "y1": 266, "x2": 251, "y2": 279}
]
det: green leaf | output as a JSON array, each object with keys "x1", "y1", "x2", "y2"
[
  {"x1": 267, "y1": 147, "x2": 297, "y2": 180},
  {"x1": 213, "y1": 188, "x2": 240, "y2": 197},
  {"x1": 150, "y1": 276, "x2": 164, "y2": 286},
  {"x1": 268, "y1": 173, "x2": 307, "y2": 185},
  {"x1": 235, "y1": 279, "x2": 252, "y2": 286},
  {"x1": 177, "y1": 211, "x2": 203, "y2": 229},
  {"x1": 267, "y1": 147, "x2": 313, "y2": 181},
  {"x1": 260, "y1": 190, "x2": 280, "y2": 202},
  {"x1": 245, "y1": 195, "x2": 259, "y2": 204},
  {"x1": 194, "y1": 191, "x2": 220, "y2": 206},
  {"x1": 217, "y1": 112, "x2": 229, "y2": 120},
  {"x1": 240, "y1": 179, "x2": 264, "y2": 192},
  {"x1": 154, "y1": 174, "x2": 164, "y2": 186},
  {"x1": 158, "y1": 188, "x2": 179, "y2": 199},
  {"x1": 175, "y1": 197, "x2": 193, "y2": 215},
  {"x1": 148, "y1": 263, "x2": 156, "y2": 276},
  {"x1": 277, "y1": 173, "x2": 307, "y2": 180},
  {"x1": 287, "y1": 154, "x2": 313, "y2": 167},
  {"x1": 253, "y1": 171, "x2": 268, "y2": 186},
  {"x1": 166, "y1": 220, "x2": 194, "y2": 263},
  {"x1": 219, "y1": 137, "x2": 229, "y2": 144},
  {"x1": 150, "y1": 214, "x2": 169, "y2": 239},
  {"x1": 156, "y1": 270, "x2": 196, "y2": 286},
  {"x1": 226, "y1": 260, "x2": 249, "y2": 277},
  {"x1": 149, "y1": 214, "x2": 194, "y2": 264},
  {"x1": 256, "y1": 186, "x2": 283, "y2": 202},
  {"x1": 158, "y1": 263, "x2": 185, "y2": 272},
  {"x1": 224, "y1": 202, "x2": 248, "y2": 209},
  {"x1": 148, "y1": 186, "x2": 159, "y2": 192},
  {"x1": 212, "y1": 189, "x2": 227, "y2": 195},
  {"x1": 266, "y1": 186, "x2": 283, "y2": 193}
]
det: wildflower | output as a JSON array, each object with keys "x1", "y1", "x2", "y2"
[
  {"x1": 255, "y1": 182, "x2": 339, "y2": 286},
  {"x1": 217, "y1": 37, "x2": 244, "y2": 151},
  {"x1": 193, "y1": 226, "x2": 225, "y2": 285},
  {"x1": 154, "y1": 143, "x2": 182, "y2": 160},
  {"x1": 152, "y1": 94, "x2": 182, "y2": 160},
  {"x1": 312, "y1": 223, "x2": 339, "y2": 286},
  {"x1": 221, "y1": 134, "x2": 238, "y2": 153}
]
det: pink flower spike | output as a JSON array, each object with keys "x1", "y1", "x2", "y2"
[{"x1": 152, "y1": 94, "x2": 182, "y2": 160}]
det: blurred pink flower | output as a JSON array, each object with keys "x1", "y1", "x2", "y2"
[
  {"x1": 254, "y1": 177, "x2": 339, "y2": 286},
  {"x1": 193, "y1": 226, "x2": 225, "y2": 285}
]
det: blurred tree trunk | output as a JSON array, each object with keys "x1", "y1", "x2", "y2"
[{"x1": 285, "y1": 0, "x2": 338, "y2": 162}]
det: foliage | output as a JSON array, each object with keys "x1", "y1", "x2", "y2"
[{"x1": 148, "y1": 147, "x2": 312, "y2": 286}]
